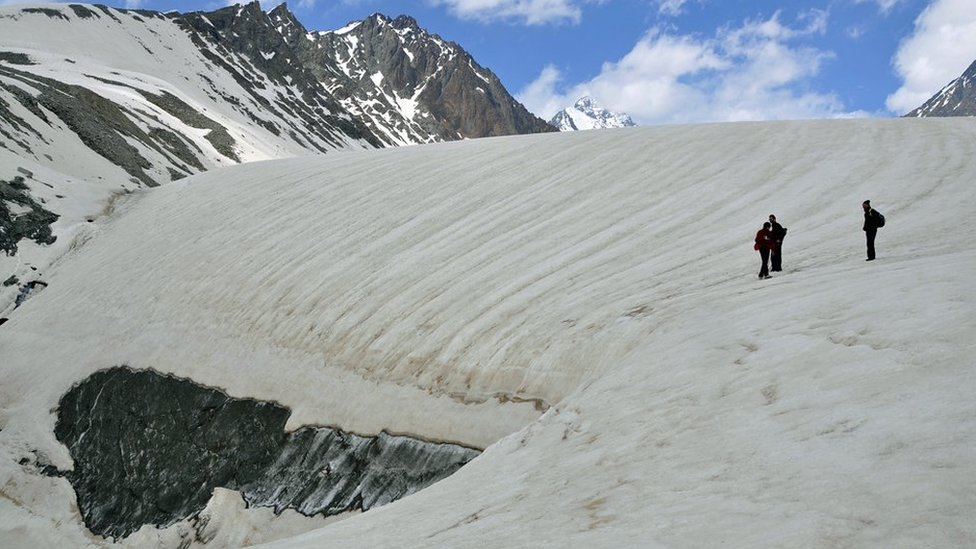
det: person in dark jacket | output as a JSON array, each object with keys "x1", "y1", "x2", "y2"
[
  {"x1": 755, "y1": 221, "x2": 774, "y2": 279},
  {"x1": 862, "y1": 200, "x2": 883, "y2": 261},
  {"x1": 768, "y1": 214, "x2": 787, "y2": 271}
]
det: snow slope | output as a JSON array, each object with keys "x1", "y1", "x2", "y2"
[
  {"x1": 0, "y1": 3, "x2": 551, "y2": 315},
  {"x1": 1, "y1": 119, "x2": 975, "y2": 547},
  {"x1": 0, "y1": 2, "x2": 376, "y2": 313}
]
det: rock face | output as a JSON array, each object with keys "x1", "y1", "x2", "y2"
[
  {"x1": 0, "y1": 175, "x2": 57, "y2": 256},
  {"x1": 905, "y1": 58, "x2": 976, "y2": 117},
  {"x1": 307, "y1": 14, "x2": 556, "y2": 143},
  {"x1": 549, "y1": 96, "x2": 636, "y2": 131},
  {"x1": 243, "y1": 428, "x2": 476, "y2": 516},
  {"x1": 54, "y1": 367, "x2": 480, "y2": 540},
  {"x1": 176, "y1": 2, "x2": 384, "y2": 152}
]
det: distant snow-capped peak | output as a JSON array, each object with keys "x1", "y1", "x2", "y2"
[{"x1": 549, "y1": 96, "x2": 637, "y2": 131}]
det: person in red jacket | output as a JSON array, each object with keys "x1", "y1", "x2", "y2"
[{"x1": 754, "y1": 221, "x2": 774, "y2": 279}]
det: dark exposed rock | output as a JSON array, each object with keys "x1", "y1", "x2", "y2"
[
  {"x1": 68, "y1": 5, "x2": 98, "y2": 19},
  {"x1": 21, "y1": 8, "x2": 69, "y2": 21},
  {"x1": 19, "y1": 450, "x2": 66, "y2": 477},
  {"x1": 55, "y1": 367, "x2": 480, "y2": 540},
  {"x1": 308, "y1": 12, "x2": 556, "y2": 143},
  {"x1": 4, "y1": 84, "x2": 50, "y2": 127},
  {"x1": 93, "y1": 4, "x2": 122, "y2": 23},
  {"x1": 149, "y1": 126, "x2": 206, "y2": 171},
  {"x1": 167, "y1": 167, "x2": 188, "y2": 181},
  {"x1": 13, "y1": 280, "x2": 48, "y2": 308},
  {"x1": 0, "y1": 52, "x2": 35, "y2": 65},
  {"x1": 906, "y1": 58, "x2": 976, "y2": 117},
  {"x1": 176, "y1": 3, "x2": 385, "y2": 151},
  {"x1": 89, "y1": 75, "x2": 239, "y2": 163},
  {"x1": 1, "y1": 176, "x2": 59, "y2": 256},
  {"x1": 0, "y1": 66, "x2": 161, "y2": 187},
  {"x1": 56, "y1": 367, "x2": 286, "y2": 538},
  {"x1": 0, "y1": 85, "x2": 46, "y2": 143},
  {"x1": 242, "y1": 428, "x2": 478, "y2": 516}
]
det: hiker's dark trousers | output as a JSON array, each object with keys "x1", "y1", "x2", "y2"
[
  {"x1": 771, "y1": 243, "x2": 782, "y2": 271},
  {"x1": 865, "y1": 229, "x2": 877, "y2": 260},
  {"x1": 759, "y1": 247, "x2": 770, "y2": 278}
]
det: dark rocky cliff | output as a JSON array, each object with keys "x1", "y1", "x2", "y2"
[
  {"x1": 905, "y1": 58, "x2": 976, "y2": 118},
  {"x1": 309, "y1": 14, "x2": 554, "y2": 141},
  {"x1": 180, "y1": 3, "x2": 554, "y2": 144},
  {"x1": 175, "y1": 2, "x2": 384, "y2": 150},
  {"x1": 54, "y1": 367, "x2": 480, "y2": 539}
]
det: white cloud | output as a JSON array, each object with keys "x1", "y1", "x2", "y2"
[
  {"x1": 657, "y1": 0, "x2": 689, "y2": 16},
  {"x1": 886, "y1": 0, "x2": 976, "y2": 114},
  {"x1": 519, "y1": 11, "x2": 853, "y2": 124},
  {"x1": 846, "y1": 25, "x2": 865, "y2": 39},
  {"x1": 853, "y1": 0, "x2": 905, "y2": 15},
  {"x1": 516, "y1": 64, "x2": 570, "y2": 120},
  {"x1": 427, "y1": 0, "x2": 583, "y2": 25},
  {"x1": 125, "y1": 0, "x2": 145, "y2": 7}
]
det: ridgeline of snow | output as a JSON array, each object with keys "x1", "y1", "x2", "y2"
[
  {"x1": 550, "y1": 96, "x2": 637, "y2": 131},
  {"x1": 1, "y1": 119, "x2": 975, "y2": 547}
]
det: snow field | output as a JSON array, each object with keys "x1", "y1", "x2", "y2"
[
  {"x1": 0, "y1": 118, "x2": 974, "y2": 547},
  {"x1": 0, "y1": 3, "x2": 377, "y2": 312}
]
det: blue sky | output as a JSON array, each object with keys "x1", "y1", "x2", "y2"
[{"x1": 12, "y1": 0, "x2": 976, "y2": 123}]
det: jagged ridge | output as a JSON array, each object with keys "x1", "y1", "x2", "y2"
[
  {"x1": 307, "y1": 12, "x2": 555, "y2": 144},
  {"x1": 906, "y1": 58, "x2": 976, "y2": 117}
]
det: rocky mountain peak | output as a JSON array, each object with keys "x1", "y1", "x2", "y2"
[
  {"x1": 392, "y1": 15, "x2": 421, "y2": 30},
  {"x1": 574, "y1": 96, "x2": 598, "y2": 110},
  {"x1": 362, "y1": 12, "x2": 392, "y2": 28},
  {"x1": 906, "y1": 58, "x2": 976, "y2": 118},
  {"x1": 234, "y1": 1, "x2": 265, "y2": 20},
  {"x1": 308, "y1": 12, "x2": 554, "y2": 143},
  {"x1": 550, "y1": 96, "x2": 636, "y2": 131},
  {"x1": 268, "y1": 3, "x2": 303, "y2": 28}
]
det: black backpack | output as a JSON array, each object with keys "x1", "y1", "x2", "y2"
[{"x1": 876, "y1": 210, "x2": 885, "y2": 228}]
